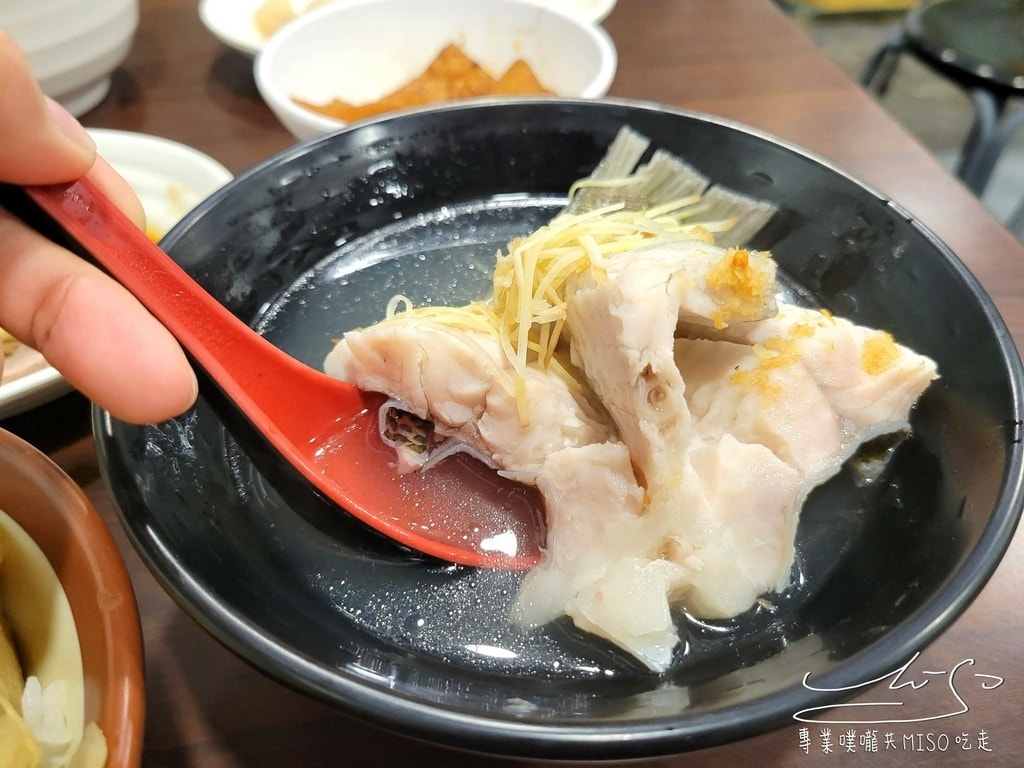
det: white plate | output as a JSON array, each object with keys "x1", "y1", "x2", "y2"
[
  {"x1": 0, "y1": 131, "x2": 232, "y2": 419},
  {"x1": 199, "y1": 0, "x2": 271, "y2": 57},
  {"x1": 89, "y1": 129, "x2": 234, "y2": 241},
  {"x1": 0, "y1": 351, "x2": 70, "y2": 420},
  {"x1": 199, "y1": 0, "x2": 617, "y2": 56}
]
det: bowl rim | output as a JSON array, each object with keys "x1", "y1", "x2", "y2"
[
  {"x1": 104, "y1": 97, "x2": 1024, "y2": 760},
  {"x1": 253, "y1": 0, "x2": 618, "y2": 137},
  {"x1": 0, "y1": 427, "x2": 145, "y2": 768},
  {"x1": 199, "y1": 0, "x2": 619, "y2": 57}
]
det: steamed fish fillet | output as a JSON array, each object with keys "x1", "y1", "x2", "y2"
[
  {"x1": 514, "y1": 432, "x2": 801, "y2": 666},
  {"x1": 521, "y1": 443, "x2": 648, "y2": 580},
  {"x1": 560, "y1": 247, "x2": 938, "y2": 624},
  {"x1": 511, "y1": 442, "x2": 690, "y2": 670},
  {"x1": 658, "y1": 308, "x2": 937, "y2": 619},
  {"x1": 676, "y1": 335, "x2": 846, "y2": 478},
  {"x1": 327, "y1": 316, "x2": 693, "y2": 668},
  {"x1": 678, "y1": 304, "x2": 940, "y2": 477},
  {"x1": 521, "y1": 239, "x2": 804, "y2": 637},
  {"x1": 718, "y1": 304, "x2": 940, "y2": 432},
  {"x1": 324, "y1": 319, "x2": 617, "y2": 472},
  {"x1": 324, "y1": 242, "x2": 937, "y2": 671},
  {"x1": 564, "y1": 240, "x2": 778, "y2": 491},
  {"x1": 563, "y1": 556, "x2": 692, "y2": 670},
  {"x1": 322, "y1": 122, "x2": 938, "y2": 670}
]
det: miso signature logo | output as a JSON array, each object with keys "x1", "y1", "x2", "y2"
[{"x1": 793, "y1": 652, "x2": 1004, "y2": 724}]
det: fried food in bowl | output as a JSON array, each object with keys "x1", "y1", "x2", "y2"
[{"x1": 254, "y1": 0, "x2": 616, "y2": 139}]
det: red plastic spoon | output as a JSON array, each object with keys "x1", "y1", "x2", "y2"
[{"x1": 11, "y1": 178, "x2": 545, "y2": 569}]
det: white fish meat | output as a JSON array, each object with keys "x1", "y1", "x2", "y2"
[{"x1": 325, "y1": 317, "x2": 617, "y2": 473}]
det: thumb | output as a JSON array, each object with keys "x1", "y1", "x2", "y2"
[{"x1": 0, "y1": 31, "x2": 96, "y2": 184}]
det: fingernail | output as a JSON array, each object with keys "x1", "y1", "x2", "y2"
[
  {"x1": 188, "y1": 367, "x2": 200, "y2": 406},
  {"x1": 46, "y1": 96, "x2": 95, "y2": 154}
]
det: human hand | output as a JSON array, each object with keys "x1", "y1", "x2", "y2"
[{"x1": 0, "y1": 31, "x2": 197, "y2": 424}]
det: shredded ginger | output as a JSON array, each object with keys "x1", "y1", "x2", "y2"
[{"x1": 381, "y1": 196, "x2": 745, "y2": 424}]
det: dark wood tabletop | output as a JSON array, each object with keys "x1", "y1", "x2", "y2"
[{"x1": 4, "y1": 0, "x2": 1024, "y2": 765}]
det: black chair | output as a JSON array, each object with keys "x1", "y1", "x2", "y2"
[{"x1": 861, "y1": 0, "x2": 1024, "y2": 197}]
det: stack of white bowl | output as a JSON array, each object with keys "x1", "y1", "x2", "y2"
[{"x1": 0, "y1": 0, "x2": 139, "y2": 116}]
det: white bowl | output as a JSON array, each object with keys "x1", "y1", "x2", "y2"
[
  {"x1": 254, "y1": 0, "x2": 617, "y2": 140},
  {"x1": 0, "y1": 0, "x2": 139, "y2": 117}
]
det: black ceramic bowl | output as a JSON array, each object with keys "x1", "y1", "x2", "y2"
[{"x1": 95, "y1": 99, "x2": 1024, "y2": 760}]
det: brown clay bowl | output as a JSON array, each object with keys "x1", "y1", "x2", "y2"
[{"x1": 0, "y1": 427, "x2": 144, "y2": 768}]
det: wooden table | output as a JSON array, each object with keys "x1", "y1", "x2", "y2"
[{"x1": 4, "y1": 0, "x2": 1024, "y2": 764}]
